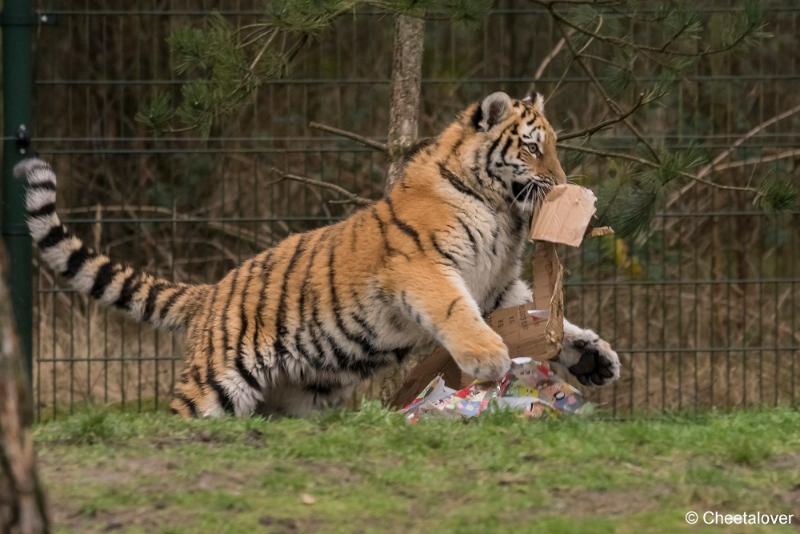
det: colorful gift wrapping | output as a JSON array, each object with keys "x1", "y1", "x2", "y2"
[{"x1": 401, "y1": 357, "x2": 590, "y2": 422}]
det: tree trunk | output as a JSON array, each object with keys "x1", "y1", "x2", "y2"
[
  {"x1": 385, "y1": 14, "x2": 425, "y2": 192},
  {"x1": 351, "y1": 15, "x2": 428, "y2": 405},
  {"x1": 0, "y1": 244, "x2": 49, "y2": 534}
]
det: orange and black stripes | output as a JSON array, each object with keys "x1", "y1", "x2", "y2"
[
  {"x1": 234, "y1": 261, "x2": 262, "y2": 393},
  {"x1": 252, "y1": 251, "x2": 277, "y2": 372},
  {"x1": 24, "y1": 91, "x2": 568, "y2": 418},
  {"x1": 438, "y1": 163, "x2": 488, "y2": 205},
  {"x1": 385, "y1": 197, "x2": 423, "y2": 251},
  {"x1": 16, "y1": 159, "x2": 204, "y2": 332},
  {"x1": 295, "y1": 232, "x2": 327, "y2": 371}
]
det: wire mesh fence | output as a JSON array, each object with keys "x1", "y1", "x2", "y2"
[{"x1": 23, "y1": 1, "x2": 800, "y2": 419}]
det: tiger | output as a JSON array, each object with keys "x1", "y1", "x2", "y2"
[{"x1": 17, "y1": 91, "x2": 620, "y2": 418}]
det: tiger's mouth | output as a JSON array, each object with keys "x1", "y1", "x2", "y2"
[
  {"x1": 510, "y1": 178, "x2": 553, "y2": 212},
  {"x1": 511, "y1": 181, "x2": 528, "y2": 198}
]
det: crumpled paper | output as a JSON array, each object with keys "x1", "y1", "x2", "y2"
[{"x1": 401, "y1": 357, "x2": 591, "y2": 423}]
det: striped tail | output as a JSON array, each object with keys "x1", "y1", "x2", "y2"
[{"x1": 15, "y1": 158, "x2": 205, "y2": 331}]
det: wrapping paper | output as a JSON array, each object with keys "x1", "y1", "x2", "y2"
[{"x1": 401, "y1": 357, "x2": 590, "y2": 423}]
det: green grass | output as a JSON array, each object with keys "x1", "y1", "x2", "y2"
[{"x1": 34, "y1": 405, "x2": 800, "y2": 533}]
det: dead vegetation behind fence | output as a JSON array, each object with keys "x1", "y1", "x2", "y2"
[{"x1": 28, "y1": 2, "x2": 800, "y2": 418}]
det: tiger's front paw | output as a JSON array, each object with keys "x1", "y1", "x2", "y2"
[
  {"x1": 450, "y1": 329, "x2": 511, "y2": 382},
  {"x1": 558, "y1": 333, "x2": 620, "y2": 386}
]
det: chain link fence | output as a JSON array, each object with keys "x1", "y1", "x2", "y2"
[{"x1": 19, "y1": 1, "x2": 800, "y2": 419}]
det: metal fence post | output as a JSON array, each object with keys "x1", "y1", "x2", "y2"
[{"x1": 1, "y1": 0, "x2": 33, "y2": 382}]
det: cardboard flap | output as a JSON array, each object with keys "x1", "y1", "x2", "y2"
[
  {"x1": 391, "y1": 347, "x2": 462, "y2": 408},
  {"x1": 528, "y1": 242, "x2": 564, "y2": 360},
  {"x1": 530, "y1": 184, "x2": 597, "y2": 247}
]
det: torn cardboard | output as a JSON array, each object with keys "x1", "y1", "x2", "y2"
[
  {"x1": 392, "y1": 184, "x2": 600, "y2": 408},
  {"x1": 529, "y1": 184, "x2": 597, "y2": 247},
  {"x1": 589, "y1": 226, "x2": 614, "y2": 238},
  {"x1": 484, "y1": 242, "x2": 564, "y2": 361}
]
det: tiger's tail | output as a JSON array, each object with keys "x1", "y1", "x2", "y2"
[{"x1": 15, "y1": 158, "x2": 206, "y2": 331}]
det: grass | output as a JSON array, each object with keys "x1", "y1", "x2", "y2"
[{"x1": 34, "y1": 405, "x2": 800, "y2": 533}]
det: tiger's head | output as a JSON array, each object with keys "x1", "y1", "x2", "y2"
[{"x1": 461, "y1": 91, "x2": 566, "y2": 212}]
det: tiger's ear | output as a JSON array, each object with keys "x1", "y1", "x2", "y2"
[
  {"x1": 472, "y1": 91, "x2": 512, "y2": 131},
  {"x1": 523, "y1": 93, "x2": 545, "y2": 113},
  {"x1": 532, "y1": 93, "x2": 545, "y2": 113}
]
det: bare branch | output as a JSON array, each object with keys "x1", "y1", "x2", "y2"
[
  {"x1": 710, "y1": 149, "x2": 800, "y2": 174},
  {"x1": 697, "y1": 103, "x2": 800, "y2": 179},
  {"x1": 528, "y1": 29, "x2": 573, "y2": 93},
  {"x1": 559, "y1": 143, "x2": 656, "y2": 167},
  {"x1": 545, "y1": 17, "x2": 601, "y2": 102},
  {"x1": 534, "y1": 35, "x2": 567, "y2": 81},
  {"x1": 268, "y1": 167, "x2": 374, "y2": 207},
  {"x1": 60, "y1": 205, "x2": 274, "y2": 248},
  {"x1": 544, "y1": 17, "x2": 603, "y2": 103},
  {"x1": 665, "y1": 102, "x2": 800, "y2": 208},
  {"x1": 308, "y1": 121, "x2": 388, "y2": 152}
]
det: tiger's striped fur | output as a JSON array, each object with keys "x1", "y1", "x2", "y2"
[{"x1": 18, "y1": 91, "x2": 620, "y2": 418}]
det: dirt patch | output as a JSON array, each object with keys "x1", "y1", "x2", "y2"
[
  {"x1": 54, "y1": 501, "x2": 193, "y2": 534},
  {"x1": 782, "y1": 483, "x2": 800, "y2": 512},
  {"x1": 38, "y1": 447, "x2": 177, "y2": 486},
  {"x1": 768, "y1": 452, "x2": 800, "y2": 471},
  {"x1": 37, "y1": 441, "x2": 368, "y2": 532},
  {"x1": 549, "y1": 488, "x2": 662, "y2": 516},
  {"x1": 259, "y1": 515, "x2": 300, "y2": 533}
]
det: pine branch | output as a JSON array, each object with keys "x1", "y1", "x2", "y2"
[
  {"x1": 559, "y1": 143, "x2": 759, "y2": 193},
  {"x1": 538, "y1": 0, "x2": 620, "y2": 5},
  {"x1": 539, "y1": 1, "x2": 762, "y2": 58},
  {"x1": 558, "y1": 91, "x2": 652, "y2": 141},
  {"x1": 554, "y1": 18, "x2": 662, "y2": 162}
]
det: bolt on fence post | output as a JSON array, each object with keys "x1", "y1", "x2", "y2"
[{"x1": 1, "y1": 0, "x2": 34, "y2": 384}]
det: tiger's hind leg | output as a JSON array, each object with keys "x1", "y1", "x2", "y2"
[
  {"x1": 169, "y1": 344, "x2": 267, "y2": 418},
  {"x1": 169, "y1": 371, "x2": 230, "y2": 418},
  {"x1": 170, "y1": 370, "x2": 266, "y2": 418}
]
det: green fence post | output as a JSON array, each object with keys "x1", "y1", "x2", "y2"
[{"x1": 1, "y1": 0, "x2": 33, "y2": 382}]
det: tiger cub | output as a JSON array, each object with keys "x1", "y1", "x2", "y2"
[{"x1": 18, "y1": 91, "x2": 620, "y2": 418}]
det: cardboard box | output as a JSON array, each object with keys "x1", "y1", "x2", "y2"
[
  {"x1": 391, "y1": 184, "x2": 599, "y2": 408},
  {"x1": 529, "y1": 184, "x2": 597, "y2": 247}
]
